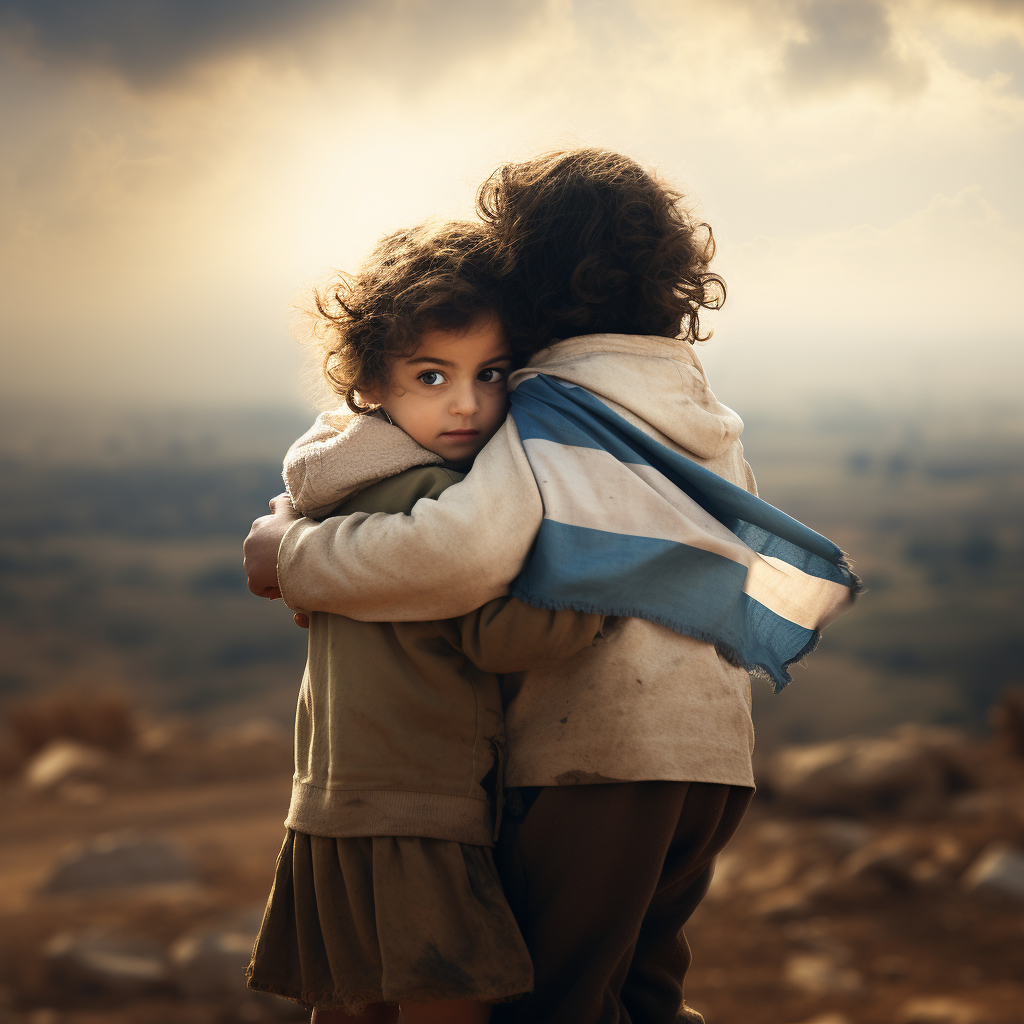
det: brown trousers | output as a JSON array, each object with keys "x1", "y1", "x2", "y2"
[{"x1": 492, "y1": 781, "x2": 752, "y2": 1024}]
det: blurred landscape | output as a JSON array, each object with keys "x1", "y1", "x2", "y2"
[
  {"x1": 2, "y1": 398, "x2": 1021, "y2": 744},
  {"x1": 0, "y1": 405, "x2": 312, "y2": 730},
  {"x1": 1, "y1": 397, "x2": 1023, "y2": 1024},
  {"x1": 2, "y1": 1, "x2": 1021, "y2": 1020}
]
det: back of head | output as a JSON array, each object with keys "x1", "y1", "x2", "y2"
[
  {"x1": 477, "y1": 148, "x2": 725, "y2": 357},
  {"x1": 311, "y1": 220, "x2": 500, "y2": 413}
]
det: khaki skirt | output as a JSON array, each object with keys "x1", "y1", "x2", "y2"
[{"x1": 246, "y1": 830, "x2": 533, "y2": 1012}]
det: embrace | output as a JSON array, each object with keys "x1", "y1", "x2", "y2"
[{"x1": 242, "y1": 148, "x2": 858, "y2": 1024}]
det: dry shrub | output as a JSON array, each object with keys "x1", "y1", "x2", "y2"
[
  {"x1": 4, "y1": 689, "x2": 139, "y2": 762},
  {"x1": 991, "y1": 686, "x2": 1024, "y2": 758}
]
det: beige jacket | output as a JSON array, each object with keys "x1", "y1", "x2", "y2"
[
  {"x1": 288, "y1": 464, "x2": 603, "y2": 845},
  {"x1": 280, "y1": 335, "x2": 759, "y2": 789}
]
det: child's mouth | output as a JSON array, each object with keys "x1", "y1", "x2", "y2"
[{"x1": 441, "y1": 430, "x2": 479, "y2": 443}]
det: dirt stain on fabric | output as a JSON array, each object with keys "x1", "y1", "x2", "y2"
[{"x1": 412, "y1": 942, "x2": 475, "y2": 991}]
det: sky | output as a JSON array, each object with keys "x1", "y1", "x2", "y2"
[{"x1": 1, "y1": 0, "x2": 1022, "y2": 415}]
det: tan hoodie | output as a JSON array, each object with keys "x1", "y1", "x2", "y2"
[
  {"x1": 280, "y1": 335, "x2": 759, "y2": 789},
  {"x1": 286, "y1": 447, "x2": 602, "y2": 845}
]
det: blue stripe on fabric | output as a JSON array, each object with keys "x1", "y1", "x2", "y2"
[
  {"x1": 730, "y1": 523, "x2": 851, "y2": 587},
  {"x1": 510, "y1": 519, "x2": 817, "y2": 689},
  {"x1": 510, "y1": 375, "x2": 853, "y2": 583}
]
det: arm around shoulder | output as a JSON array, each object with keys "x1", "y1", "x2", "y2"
[
  {"x1": 437, "y1": 598, "x2": 605, "y2": 674},
  {"x1": 276, "y1": 419, "x2": 543, "y2": 622}
]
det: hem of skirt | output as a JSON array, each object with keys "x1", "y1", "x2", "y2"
[
  {"x1": 247, "y1": 975, "x2": 386, "y2": 1015},
  {"x1": 245, "y1": 975, "x2": 311, "y2": 1012},
  {"x1": 247, "y1": 972, "x2": 529, "y2": 1012}
]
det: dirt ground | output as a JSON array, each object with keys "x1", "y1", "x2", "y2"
[
  {"x1": 0, "y1": 771, "x2": 292, "y2": 1024},
  {"x1": 684, "y1": 804, "x2": 1024, "y2": 1024},
  {"x1": 2, "y1": 713, "x2": 1024, "y2": 1024}
]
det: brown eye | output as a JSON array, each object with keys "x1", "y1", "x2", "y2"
[
  {"x1": 418, "y1": 371, "x2": 445, "y2": 387},
  {"x1": 478, "y1": 368, "x2": 505, "y2": 382}
]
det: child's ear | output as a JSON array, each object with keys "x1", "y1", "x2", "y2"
[{"x1": 356, "y1": 385, "x2": 381, "y2": 407}]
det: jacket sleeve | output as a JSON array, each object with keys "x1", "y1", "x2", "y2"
[
  {"x1": 345, "y1": 466, "x2": 463, "y2": 515},
  {"x1": 434, "y1": 598, "x2": 605, "y2": 674},
  {"x1": 276, "y1": 418, "x2": 544, "y2": 622}
]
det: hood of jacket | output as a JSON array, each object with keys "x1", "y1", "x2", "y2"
[
  {"x1": 511, "y1": 334, "x2": 744, "y2": 461},
  {"x1": 284, "y1": 408, "x2": 442, "y2": 518},
  {"x1": 285, "y1": 334, "x2": 747, "y2": 517}
]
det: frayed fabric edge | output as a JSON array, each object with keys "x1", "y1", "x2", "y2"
[
  {"x1": 246, "y1": 974, "x2": 528, "y2": 1013},
  {"x1": 839, "y1": 549, "x2": 865, "y2": 596}
]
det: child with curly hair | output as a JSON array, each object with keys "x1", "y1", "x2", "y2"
[
  {"x1": 245, "y1": 220, "x2": 605, "y2": 1023},
  {"x1": 246, "y1": 150, "x2": 858, "y2": 1024}
]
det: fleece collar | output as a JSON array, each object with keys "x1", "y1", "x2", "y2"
[{"x1": 284, "y1": 409, "x2": 441, "y2": 518}]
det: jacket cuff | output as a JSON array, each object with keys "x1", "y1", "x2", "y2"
[{"x1": 276, "y1": 515, "x2": 319, "y2": 611}]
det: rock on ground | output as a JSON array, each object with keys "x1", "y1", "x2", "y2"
[
  {"x1": 170, "y1": 908, "x2": 263, "y2": 1000},
  {"x1": 899, "y1": 996, "x2": 988, "y2": 1024},
  {"x1": 23, "y1": 740, "x2": 110, "y2": 791},
  {"x1": 169, "y1": 906, "x2": 304, "y2": 1019},
  {"x1": 41, "y1": 831, "x2": 198, "y2": 894},
  {"x1": 765, "y1": 726, "x2": 969, "y2": 815},
  {"x1": 171, "y1": 928, "x2": 255, "y2": 1000},
  {"x1": 961, "y1": 843, "x2": 1024, "y2": 902},
  {"x1": 45, "y1": 930, "x2": 169, "y2": 1001},
  {"x1": 783, "y1": 953, "x2": 862, "y2": 995}
]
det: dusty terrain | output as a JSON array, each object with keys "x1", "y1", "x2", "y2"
[
  {"x1": 2, "y1": 694, "x2": 1024, "y2": 1024},
  {"x1": 0, "y1": 709, "x2": 298, "y2": 1024},
  {"x1": 1, "y1": 400, "x2": 1022, "y2": 1024},
  {"x1": 3, "y1": 403, "x2": 1022, "y2": 748}
]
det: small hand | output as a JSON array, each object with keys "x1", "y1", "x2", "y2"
[
  {"x1": 243, "y1": 493, "x2": 300, "y2": 599},
  {"x1": 294, "y1": 613, "x2": 310, "y2": 629}
]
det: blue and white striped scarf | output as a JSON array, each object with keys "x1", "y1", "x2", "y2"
[{"x1": 508, "y1": 374, "x2": 861, "y2": 691}]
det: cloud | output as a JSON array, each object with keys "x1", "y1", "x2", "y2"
[
  {"x1": 723, "y1": 186, "x2": 1023, "y2": 345},
  {"x1": 0, "y1": 0, "x2": 546, "y2": 86},
  {"x1": 781, "y1": 0, "x2": 928, "y2": 95},
  {"x1": 1, "y1": 0, "x2": 1021, "y2": 410},
  {"x1": 945, "y1": 0, "x2": 1024, "y2": 23},
  {"x1": 0, "y1": 1, "x2": 347, "y2": 83},
  {"x1": 701, "y1": 186, "x2": 1024, "y2": 409},
  {"x1": 926, "y1": 0, "x2": 1024, "y2": 49}
]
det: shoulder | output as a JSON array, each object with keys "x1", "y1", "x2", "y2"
[{"x1": 341, "y1": 466, "x2": 465, "y2": 515}]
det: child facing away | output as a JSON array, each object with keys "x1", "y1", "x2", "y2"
[
  {"x1": 244, "y1": 221, "x2": 606, "y2": 1023},
  {"x1": 245, "y1": 149, "x2": 860, "y2": 1024}
]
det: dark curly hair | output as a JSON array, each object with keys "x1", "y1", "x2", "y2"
[
  {"x1": 311, "y1": 221, "x2": 501, "y2": 413},
  {"x1": 476, "y1": 148, "x2": 725, "y2": 356}
]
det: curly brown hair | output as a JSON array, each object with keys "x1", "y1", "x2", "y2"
[
  {"x1": 311, "y1": 221, "x2": 502, "y2": 413},
  {"x1": 476, "y1": 148, "x2": 725, "y2": 356}
]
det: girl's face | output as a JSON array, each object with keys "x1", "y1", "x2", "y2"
[{"x1": 368, "y1": 312, "x2": 513, "y2": 465}]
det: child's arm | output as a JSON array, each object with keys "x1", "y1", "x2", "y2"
[
  {"x1": 265, "y1": 416, "x2": 758, "y2": 623},
  {"x1": 276, "y1": 418, "x2": 543, "y2": 621},
  {"x1": 434, "y1": 598, "x2": 605, "y2": 674}
]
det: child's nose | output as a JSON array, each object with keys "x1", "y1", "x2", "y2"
[{"x1": 449, "y1": 382, "x2": 480, "y2": 417}]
